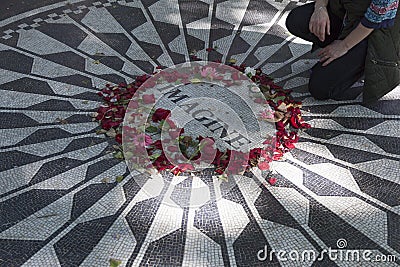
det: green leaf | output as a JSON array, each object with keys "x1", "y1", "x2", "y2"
[
  {"x1": 149, "y1": 151, "x2": 162, "y2": 161},
  {"x1": 96, "y1": 129, "x2": 107, "y2": 135},
  {"x1": 115, "y1": 175, "x2": 124, "y2": 183},
  {"x1": 146, "y1": 125, "x2": 158, "y2": 133},
  {"x1": 190, "y1": 78, "x2": 202, "y2": 84},
  {"x1": 113, "y1": 151, "x2": 124, "y2": 160},
  {"x1": 110, "y1": 259, "x2": 122, "y2": 267},
  {"x1": 217, "y1": 174, "x2": 228, "y2": 181},
  {"x1": 93, "y1": 60, "x2": 101, "y2": 64},
  {"x1": 227, "y1": 58, "x2": 237, "y2": 64},
  {"x1": 271, "y1": 95, "x2": 286, "y2": 103}
]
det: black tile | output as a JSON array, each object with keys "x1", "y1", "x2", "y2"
[
  {"x1": 123, "y1": 176, "x2": 142, "y2": 202},
  {"x1": 0, "y1": 151, "x2": 42, "y2": 171},
  {"x1": 93, "y1": 56, "x2": 124, "y2": 72},
  {"x1": 30, "y1": 158, "x2": 83, "y2": 184},
  {"x1": 54, "y1": 215, "x2": 116, "y2": 267},
  {"x1": 95, "y1": 33, "x2": 131, "y2": 55},
  {"x1": 126, "y1": 198, "x2": 162, "y2": 264},
  {"x1": 364, "y1": 134, "x2": 400, "y2": 155},
  {"x1": 107, "y1": 5, "x2": 146, "y2": 32},
  {"x1": 140, "y1": 229, "x2": 186, "y2": 267},
  {"x1": 55, "y1": 74, "x2": 94, "y2": 88},
  {"x1": 241, "y1": 0, "x2": 277, "y2": 26},
  {"x1": 0, "y1": 50, "x2": 33, "y2": 74},
  {"x1": 302, "y1": 167, "x2": 356, "y2": 197},
  {"x1": 363, "y1": 100, "x2": 400, "y2": 115},
  {"x1": 0, "y1": 239, "x2": 44, "y2": 267},
  {"x1": 308, "y1": 199, "x2": 380, "y2": 250},
  {"x1": 350, "y1": 169, "x2": 400, "y2": 207},
  {"x1": 28, "y1": 99, "x2": 79, "y2": 111},
  {"x1": 2, "y1": 77, "x2": 55, "y2": 95},
  {"x1": 44, "y1": 51, "x2": 86, "y2": 71},
  {"x1": 325, "y1": 143, "x2": 384, "y2": 164},
  {"x1": 290, "y1": 148, "x2": 332, "y2": 165},
  {"x1": 193, "y1": 201, "x2": 230, "y2": 266},
  {"x1": 64, "y1": 113, "x2": 95, "y2": 123},
  {"x1": 71, "y1": 183, "x2": 116, "y2": 220},
  {"x1": 61, "y1": 137, "x2": 104, "y2": 154},
  {"x1": 0, "y1": 189, "x2": 66, "y2": 232},
  {"x1": 387, "y1": 211, "x2": 400, "y2": 253},
  {"x1": 85, "y1": 158, "x2": 121, "y2": 181},
  {"x1": 331, "y1": 117, "x2": 385, "y2": 130},
  {"x1": 254, "y1": 186, "x2": 300, "y2": 228},
  {"x1": 234, "y1": 222, "x2": 280, "y2": 267},
  {"x1": 16, "y1": 128, "x2": 73, "y2": 146},
  {"x1": 37, "y1": 23, "x2": 88, "y2": 49},
  {"x1": 0, "y1": 113, "x2": 39, "y2": 129}
]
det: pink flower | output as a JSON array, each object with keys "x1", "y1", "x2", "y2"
[
  {"x1": 260, "y1": 110, "x2": 274, "y2": 120},
  {"x1": 200, "y1": 66, "x2": 217, "y2": 79},
  {"x1": 132, "y1": 133, "x2": 153, "y2": 147},
  {"x1": 142, "y1": 94, "x2": 155, "y2": 104},
  {"x1": 258, "y1": 161, "x2": 270, "y2": 171}
]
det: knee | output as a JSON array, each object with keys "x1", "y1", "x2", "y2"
[
  {"x1": 308, "y1": 75, "x2": 330, "y2": 100},
  {"x1": 285, "y1": 10, "x2": 298, "y2": 36}
]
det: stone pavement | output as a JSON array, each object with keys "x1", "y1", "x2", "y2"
[{"x1": 0, "y1": 0, "x2": 399, "y2": 266}]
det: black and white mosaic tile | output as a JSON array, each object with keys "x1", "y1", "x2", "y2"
[{"x1": 0, "y1": 0, "x2": 399, "y2": 266}]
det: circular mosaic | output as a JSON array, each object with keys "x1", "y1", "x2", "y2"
[{"x1": 0, "y1": 0, "x2": 399, "y2": 266}]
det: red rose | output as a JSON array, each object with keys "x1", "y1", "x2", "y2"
[
  {"x1": 177, "y1": 163, "x2": 195, "y2": 172},
  {"x1": 115, "y1": 133, "x2": 122, "y2": 144},
  {"x1": 152, "y1": 108, "x2": 171, "y2": 122},
  {"x1": 152, "y1": 140, "x2": 163, "y2": 149},
  {"x1": 268, "y1": 177, "x2": 277, "y2": 186}
]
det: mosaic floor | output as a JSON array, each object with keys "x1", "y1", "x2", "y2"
[{"x1": 0, "y1": 0, "x2": 399, "y2": 266}]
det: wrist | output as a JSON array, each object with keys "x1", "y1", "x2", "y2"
[
  {"x1": 341, "y1": 40, "x2": 351, "y2": 51},
  {"x1": 315, "y1": 5, "x2": 327, "y2": 10},
  {"x1": 314, "y1": 0, "x2": 328, "y2": 11}
]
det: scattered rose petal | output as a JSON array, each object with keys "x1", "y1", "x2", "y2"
[{"x1": 268, "y1": 177, "x2": 277, "y2": 185}]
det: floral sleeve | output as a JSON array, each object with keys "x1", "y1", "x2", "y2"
[{"x1": 361, "y1": 0, "x2": 399, "y2": 28}]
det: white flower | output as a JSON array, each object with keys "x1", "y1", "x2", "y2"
[{"x1": 245, "y1": 67, "x2": 256, "y2": 77}]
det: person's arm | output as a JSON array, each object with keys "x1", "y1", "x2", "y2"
[
  {"x1": 318, "y1": 0, "x2": 399, "y2": 66},
  {"x1": 309, "y1": 0, "x2": 330, "y2": 41},
  {"x1": 318, "y1": 23, "x2": 373, "y2": 66}
]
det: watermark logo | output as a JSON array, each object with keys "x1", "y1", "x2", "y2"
[{"x1": 257, "y1": 239, "x2": 397, "y2": 263}]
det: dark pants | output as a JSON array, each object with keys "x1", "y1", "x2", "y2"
[{"x1": 286, "y1": 3, "x2": 367, "y2": 100}]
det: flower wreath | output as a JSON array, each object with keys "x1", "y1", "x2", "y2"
[{"x1": 94, "y1": 62, "x2": 310, "y2": 184}]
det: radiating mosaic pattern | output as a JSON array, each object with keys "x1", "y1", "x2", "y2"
[{"x1": 0, "y1": 0, "x2": 399, "y2": 266}]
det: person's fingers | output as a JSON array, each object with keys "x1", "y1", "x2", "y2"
[
  {"x1": 318, "y1": 47, "x2": 327, "y2": 57},
  {"x1": 326, "y1": 20, "x2": 331, "y2": 35},
  {"x1": 320, "y1": 55, "x2": 329, "y2": 62},
  {"x1": 322, "y1": 57, "x2": 334, "y2": 66},
  {"x1": 318, "y1": 22, "x2": 326, "y2": 41}
]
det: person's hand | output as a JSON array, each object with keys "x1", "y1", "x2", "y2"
[
  {"x1": 309, "y1": 6, "x2": 330, "y2": 42},
  {"x1": 318, "y1": 40, "x2": 349, "y2": 66}
]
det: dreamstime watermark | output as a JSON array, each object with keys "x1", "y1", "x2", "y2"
[{"x1": 257, "y1": 239, "x2": 397, "y2": 263}]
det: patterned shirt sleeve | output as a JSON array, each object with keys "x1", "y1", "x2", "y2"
[{"x1": 361, "y1": 0, "x2": 399, "y2": 29}]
